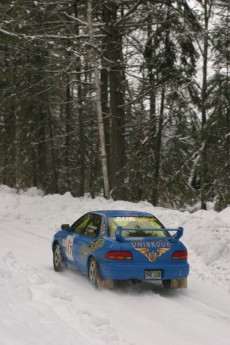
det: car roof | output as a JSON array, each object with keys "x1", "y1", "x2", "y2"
[{"x1": 90, "y1": 210, "x2": 155, "y2": 217}]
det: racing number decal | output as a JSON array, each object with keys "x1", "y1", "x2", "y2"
[{"x1": 63, "y1": 235, "x2": 74, "y2": 261}]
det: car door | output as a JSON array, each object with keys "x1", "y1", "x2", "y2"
[
  {"x1": 68, "y1": 213, "x2": 92, "y2": 268},
  {"x1": 75, "y1": 213, "x2": 102, "y2": 273}
]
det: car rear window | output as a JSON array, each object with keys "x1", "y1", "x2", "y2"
[{"x1": 108, "y1": 216, "x2": 168, "y2": 237}]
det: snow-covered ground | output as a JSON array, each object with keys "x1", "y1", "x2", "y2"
[{"x1": 0, "y1": 185, "x2": 230, "y2": 345}]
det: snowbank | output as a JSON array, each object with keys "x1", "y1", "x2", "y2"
[{"x1": 0, "y1": 185, "x2": 230, "y2": 345}]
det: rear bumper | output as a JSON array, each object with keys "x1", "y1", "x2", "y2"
[{"x1": 99, "y1": 260, "x2": 189, "y2": 281}]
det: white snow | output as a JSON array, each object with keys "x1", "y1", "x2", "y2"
[{"x1": 0, "y1": 185, "x2": 230, "y2": 345}]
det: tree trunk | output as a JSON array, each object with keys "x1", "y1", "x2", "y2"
[
  {"x1": 200, "y1": 0, "x2": 212, "y2": 210},
  {"x1": 87, "y1": 0, "x2": 110, "y2": 199},
  {"x1": 100, "y1": 61, "x2": 110, "y2": 182},
  {"x1": 74, "y1": 0, "x2": 85, "y2": 196},
  {"x1": 14, "y1": 109, "x2": 22, "y2": 190},
  {"x1": 65, "y1": 79, "x2": 71, "y2": 191},
  {"x1": 103, "y1": 2, "x2": 126, "y2": 198},
  {"x1": 48, "y1": 111, "x2": 58, "y2": 193},
  {"x1": 152, "y1": 87, "x2": 165, "y2": 206}
]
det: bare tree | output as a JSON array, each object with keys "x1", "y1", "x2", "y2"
[{"x1": 87, "y1": 0, "x2": 110, "y2": 199}]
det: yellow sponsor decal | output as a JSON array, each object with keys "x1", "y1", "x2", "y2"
[
  {"x1": 80, "y1": 238, "x2": 105, "y2": 258},
  {"x1": 136, "y1": 217, "x2": 156, "y2": 222},
  {"x1": 132, "y1": 241, "x2": 171, "y2": 262},
  {"x1": 100, "y1": 218, "x2": 106, "y2": 236}
]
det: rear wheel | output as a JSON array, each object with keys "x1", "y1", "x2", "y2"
[
  {"x1": 88, "y1": 257, "x2": 114, "y2": 289},
  {"x1": 53, "y1": 243, "x2": 64, "y2": 272},
  {"x1": 162, "y1": 279, "x2": 187, "y2": 289},
  {"x1": 162, "y1": 280, "x2": 172, "y2": 289}
]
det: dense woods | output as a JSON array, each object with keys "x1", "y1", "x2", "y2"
[{"x1": 0, "y1": 0, "x2": 229, "y2": 210}]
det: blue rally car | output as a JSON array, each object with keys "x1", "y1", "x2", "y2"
[{"x1": 52, "y1": 210, "x2": 189, "y2": 289}]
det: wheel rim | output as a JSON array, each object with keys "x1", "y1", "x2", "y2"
[
  {"x1": 89, "y1": 260, "x2": 96, "y2": 284},
  {"x1": 54, "y1": 245, "x2": 61, "y2": 268}
]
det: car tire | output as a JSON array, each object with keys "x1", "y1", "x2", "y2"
[
  {"x1": 88, "y1": 257, "x2": 98, "y2": 287},
  {"x1": 88, "y1": 257, "x2": 115, "y2": 289},
  {"x1": 162, "y1": 279, "x2": 187, "y2": 289},
  {"x1": 53, "y1": 243, "x2": 64, "y2": 272},
  {"x1": 162, "y1": 280, "x2": 172, "y2": 289}
]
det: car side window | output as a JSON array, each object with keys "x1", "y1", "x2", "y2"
[
  {"x1": 72, "y1": 214, "x2": 91, "y2": 234},
  {"x1": 83, "y1": 214, "x2": 101, "y2": 238}
]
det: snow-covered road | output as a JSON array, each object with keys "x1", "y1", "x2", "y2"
[{"x1": 0, "y1": 186, "x2": 230, "y2": 345}]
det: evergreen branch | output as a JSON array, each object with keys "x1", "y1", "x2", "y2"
[
  {"x1": 62, "y1": 12, "x2": 88, "y2": 26},
  {"x1": 63, "y1": 12, "x2": 104, "y2": 27},
  {"x1": 0, "y1": 28, "x2": 104, "y2": 41},
  {"x1": 115, "y1": 0, "x2": 143, "y2": 27},
  {"x1": 0, "y1": 28, "x2": 21, "y2": 38}
]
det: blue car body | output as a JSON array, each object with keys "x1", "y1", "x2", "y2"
[{"x1": 52, "y1": 210, "x2": 189, "y2": 286}]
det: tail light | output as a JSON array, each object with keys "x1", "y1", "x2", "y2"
[
  {"x1": 105, "y1": 251, "x2": 133, "y2": 260},
  {"x1": 172, "y1": 251, "x2": 188, "y2": 260}
]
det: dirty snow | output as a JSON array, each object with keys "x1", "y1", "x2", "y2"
[{"x1": 0, "y1": 185, "x2": 230, "y2": 345}]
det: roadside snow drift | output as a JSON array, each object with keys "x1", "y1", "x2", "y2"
[{"x1": 0, "y1": 185, "x2": 230, "y2": 345}]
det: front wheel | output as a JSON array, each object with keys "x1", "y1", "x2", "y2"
[{"x1": 53, "y1": 243, "x2": 64, "y2": 272}]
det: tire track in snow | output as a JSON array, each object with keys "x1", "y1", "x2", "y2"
[{"x1": 0, "y1": 249, "x2": 128, "y2": 345}]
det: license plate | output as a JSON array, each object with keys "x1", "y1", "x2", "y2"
[{"x1": 144, "y1": 270, "x2": 162, "y2": 280}]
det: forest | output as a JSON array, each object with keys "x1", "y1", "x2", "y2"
[{"x1": 0, "y1": 0, "x2": 229, "y2": 210}]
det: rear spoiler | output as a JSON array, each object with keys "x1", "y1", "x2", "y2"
[{"x1": 115, "y1": 226, "x2": 184, "y2": 243}]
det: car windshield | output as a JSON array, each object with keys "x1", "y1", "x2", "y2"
[{"x1": 108, "y1": 216, "x2": 168, "y2": 237}]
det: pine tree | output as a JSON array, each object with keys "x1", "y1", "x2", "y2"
[{"x1": 205, "y1": 2, "x2": 230, "y2": 209}]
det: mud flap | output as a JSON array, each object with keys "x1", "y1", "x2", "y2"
[
  {"x1": 171, "y1": 278, "x2": 187, "y2": 288},
  {"x1": 95, "y1": 262, "x2": 114, "y2": 289}
]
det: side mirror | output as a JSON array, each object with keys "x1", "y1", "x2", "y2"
[{"x1": 61, "y1": 224, "x2": 70, "y2": 230}]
